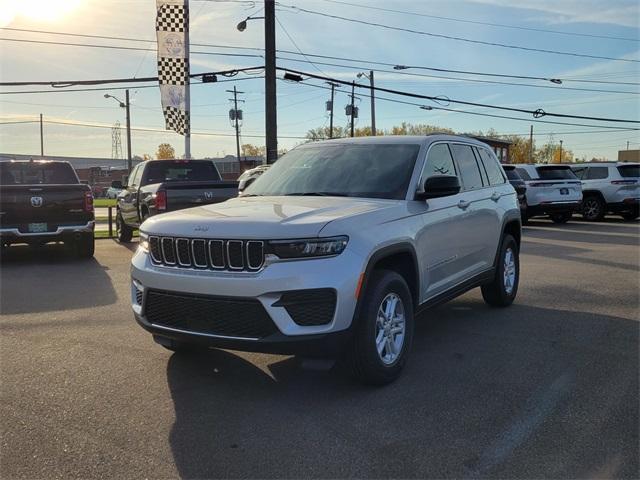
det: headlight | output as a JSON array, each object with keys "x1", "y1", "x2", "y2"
[
  {"x1": 268, "y1": 236, "x2": 348, "y2": 259},
  {"x1": 138, "y1": 232, "x2": 149, "y2": 253}
]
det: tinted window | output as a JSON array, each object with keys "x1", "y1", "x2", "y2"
[
  {"x1": 585, "y1": 167, "x2": 609, "y2": 180},
  {"x1": 245, "y1": 144, "x2": 420, "y2": 200},
  {"x1": 450, "y1": 144, "x2": 484, "y2": 191},
  {"x1": 618, "y1": 165, "x2": 639, "y2": 178},
  {"x1": 535, "y1": 166, "x2": 577, "y2": 180},
  {"x1": 477, "y1": 148, "x2": 506, "y2": 185},
  {"x1": 503, "y1": 167, "x2": 521, "y2": 181},
  {"x1": 0, "y1": 162, "x2": 77, "y2": 185},
  {"x1": 422, "y1": 143, "x2": 456, "y2": 182},
  {"x1": 142, "y1": 161, "x2": 221, "y2": 185},
  {"x1": 572, "y1": 166, "x2": 587, "y2": 179},
  {"x1": 515, "y1": 168, "x2": 532, "y2": 181}
]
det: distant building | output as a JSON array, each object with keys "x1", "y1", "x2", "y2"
[
  {"x1": 469, "y1": 136, "x2": 512, "y2": 163},
  {"x1": 207, "y1": 155, "x2": 265, "y2": 180},
  {"x1": 618, "y1": 149, "x2": 640, "y2": 163}
]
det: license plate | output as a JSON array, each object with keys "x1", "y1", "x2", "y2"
[
  {"x1": 28, "y1": 223, "x2": 48, "y2": 233},
  {"x1": 560, "y1": 188, "x2": 569, "y2": 195}
]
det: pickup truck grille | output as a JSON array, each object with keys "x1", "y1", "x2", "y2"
[{"x1": 148, "y1": 236, "x2": 264, "y2": 272}]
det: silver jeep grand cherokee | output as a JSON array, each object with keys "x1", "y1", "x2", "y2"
[{"x1": 131, "y1": 135, "x2": 521, "y2": 384}]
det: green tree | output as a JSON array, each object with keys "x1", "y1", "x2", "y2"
[{"x1": 241, "y1": 144, "x2": 266, "y2": 157}]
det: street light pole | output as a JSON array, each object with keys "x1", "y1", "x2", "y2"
[
  {"x1": 328, "y1": 82, "x2": 336, "y2": 138},
  {"x1": 350, "y1": 81, "x2": 355, "y2": 138},
  {"x1": 369, "y1": 70, "x2": 376, "y2": 136},
  {"x1": 559, "y1": 140, "x2": 563, "y2": 163},
  {"x1": 39, "y1": 113, "x2": 44, "y2": 156},
  {"x1": 264, "y1": 0, "x2": 277, "y2": 164}
]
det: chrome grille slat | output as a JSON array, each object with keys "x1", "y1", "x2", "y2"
[{"x1": 150, "y1": 237, "x2": 264, "y2": 272}]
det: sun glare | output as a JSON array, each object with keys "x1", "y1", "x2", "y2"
[{"x1": 1, "y1": 0, "x2": 81, "y2": 25}]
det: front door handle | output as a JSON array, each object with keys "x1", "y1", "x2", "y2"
[
  {"x1": 491, "y1": 192, "x2": 501, "y2": 202},
  {"x1": 457, "y1": 199, "x2": 470, "y2": 210}
]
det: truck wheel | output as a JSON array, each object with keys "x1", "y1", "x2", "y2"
[
  {"x1": 347, "y1": 270, "x2": 414, "y2": 385},
  {"x1": 582, "y1": 195, "x2": 605, "y2": 221},
  {"x1": 482, "y1": 234, "x2": 519, "y2": 307},
  {"x1": 116, "y1": 211, "x2": 133, "y2": 243},
  {"x1": 550, "y1": 212, "x2": 572, "y2": 223},
  {"x1": 75, "y1": 233, "x2": 95, "y2": 258}
]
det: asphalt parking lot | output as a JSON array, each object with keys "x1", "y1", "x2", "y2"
[{"x1": 1, "y1": 219, "x2": 638, "y2": 479}]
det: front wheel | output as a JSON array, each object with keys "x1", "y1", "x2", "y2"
[
  {"x1": 550, "y1": 212, "x2": 572, "y2": 224},
  {"x1": 347, "y1": 270, "x2": 414, "y2": 385},
  {"x1": 482, "y1": 234, "x2": 519, "y2": 307},
  {"x1": 116, "y1": 210, "x2": 133, "y2": 243}
]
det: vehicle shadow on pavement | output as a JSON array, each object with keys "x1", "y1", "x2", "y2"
[
  {"x1": 165, "y1": 300, "x2": 639, "y2": 479},
  {"x1": 523, "y1": 223, "x2": 639, "y2": 247},
  {"x1": 0, "y1": 244, "x2": 117, "y2": 315}
]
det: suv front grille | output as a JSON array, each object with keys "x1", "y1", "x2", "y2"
[
  {"x1": 149, "y1": 236, "x2": 264, "y2": 272},
  {"x1": 145, "y1": 290, "x2": 278, "y2": 339}
]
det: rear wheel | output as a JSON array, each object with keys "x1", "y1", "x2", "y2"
[
  {"x1": 75, "y1": 233, "x2": 95, "y2": 258},
  {"x1": 550, "y1": 212, "x2": 572, "y2": 224},
  {"x1": 582, "y1": 195, "x2": 605, "y2": 221},
  {"x1": 482, "y1": 234, "x2": 519, "y2": 307},
  {"x1": 116, "y1": 210, "x2": 133, "y2": 243},
  {"x1": 347, "y1": 270, "x2": 414, "y2": 385}
]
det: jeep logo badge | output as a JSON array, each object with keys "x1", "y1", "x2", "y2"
[
  {"x1": 204, "y1": 191, "x2": 214, "y2": 200},
  {"x1": 30, "y1": 196, "x2": 43, "y2": 207}
]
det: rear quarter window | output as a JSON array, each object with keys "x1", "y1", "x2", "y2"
[{"x1": 618, "y1": 165, "x2": 639, "y2": 178}]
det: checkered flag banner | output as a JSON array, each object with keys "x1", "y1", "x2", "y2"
[{"x1": 156, "y1": 0, "x2": 190, "y2": 136}]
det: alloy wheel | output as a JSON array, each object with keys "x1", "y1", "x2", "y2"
[{"x1": 375, "y1": 293, "x2": 406, "y2": 365}]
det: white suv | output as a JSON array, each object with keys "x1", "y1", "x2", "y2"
[
  {"x1": 513, "y1": 164, "x2": 583, "y2": 223},
  {"x1": 570, "y1": 163, "x2": 639, "y2": 221},
  {"x1": 131, "y1": 135, "x2": 521, "y2": 384}
]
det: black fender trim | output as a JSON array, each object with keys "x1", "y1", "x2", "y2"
[{"x1": 492, "y1": 210, "x2": 521, "y2": 269}]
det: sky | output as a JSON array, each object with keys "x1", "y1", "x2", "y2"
[{"x1": 0, "y1": 0, "x2": 638, "y2": 163}]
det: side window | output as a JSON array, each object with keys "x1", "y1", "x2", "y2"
[
  {"x1": 421, "y1": 143, "x2": 456, "y2": 185},
  {"x1": 477, "y1": 148, "x2": 506, "y2": 186},
  {"x1": 450, "y1": 144, "x2": 484, "y2": 191},
  {"x1": 515, "y1": 167, "x2": 532, "y2": 181},
  {"x1": 585, "y1": 167, "x2": 609, "y2": 180},
  {"x1": 572, "y1": 167, "x2": 587, "y2": 179},
  {"x1": 129, "y1": 165, "x2": 142, "y2": 187}
]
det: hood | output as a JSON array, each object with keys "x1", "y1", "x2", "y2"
[{"x1": 141, "y1": 195, "x2": 398, "y2": 238}]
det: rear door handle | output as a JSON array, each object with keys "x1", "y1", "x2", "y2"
[
  {"x1": 457, "y1": 200, "x2": 470, "y2": 210},
  {"x1": 491, "y1": 192, "x2": 501, "y2": 202}
]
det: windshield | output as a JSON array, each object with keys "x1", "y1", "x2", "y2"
[
  {"x1": 618, "y1": 165, "x2": 639, "y2": 178},
  {"x1": 142, "y1": 161, "x2": 221, "y2": 185},
  {"x1": 0, "y1": 162, "x2": 78, "y2": 185},
  {"x1": 244, "y1": 143, "x2": 420, "y2": 199},
  {"x1": 535, "y1": 166, "x2": 577, "y2": 180}
]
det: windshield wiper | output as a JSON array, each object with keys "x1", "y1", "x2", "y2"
[{"x1": 284, "y1": 192, "x2": 350, "y2": 197}]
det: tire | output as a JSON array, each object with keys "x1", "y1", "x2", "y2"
[
  {"x1": 116, "y1": 210, "x2": 133, "y2": 243},
  {"x1": 621, "y1": 209, "x2": 639, "y2": 221},
  {"x1": 550, "y1": 212, "x2": 572, "y2": 224},
  {"x1": 481, "y1": 234, "x2": 519, "y2": 307},
  {"x1": 581, "y1": 195, "x2": 605, "y2": 221},
  {"x1": 347, "y1": 270, "x2": 414, "y2": 385},
  {"x1": 75, "y1": 233, "x2": 95, "y2": 258}
]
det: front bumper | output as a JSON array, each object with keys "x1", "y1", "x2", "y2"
[
  {"x1": 0, "y1": 221, "x2": 95, "y2": 244},
  {"x1": 130, "y1": 247, "x2": 365, "y2": 355}
]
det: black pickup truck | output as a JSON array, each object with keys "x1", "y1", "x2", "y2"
[
  {"x1": 0, "y1": 160, "x2": 95, "y2": 257},
  {"x1": 116, "y1": 159, "x2": 238, "y2": 242}
]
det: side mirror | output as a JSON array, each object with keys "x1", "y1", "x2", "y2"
[
  {"x1": 417, "y1": 175, "x2": 461, "y2": 200},
  {"x1": 111, "y1": 180, "x2": 123, "y2": 189}
]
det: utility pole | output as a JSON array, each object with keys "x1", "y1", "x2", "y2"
[
  {"x1": 227, "y1": 86, "x2": 244, "y2": 166},
  {"x1": 39, "y1": 113, "x2": 44, "y2": 156},
  {"x1": 368, "y1": 70, "x2": 376, "y2": 136},
  {"x1": 529, "y1": 124, "x2": 533, "y2": 163},
  {"x1": 125, "y1": 89, "x2": 132, "y2": 173},
  {"x1": 627, "y1": 141, "x2": 630, "y2": 150},
  {"x1": 327, "y1": 82, "x2": 337, "y2": 139},
  {"x1": 264, "y1": 0, "x2": 277, "y2": 163},
  {"x1": 350, "y1": 81, "x2": 355, "y2": 138},
  {"x1": 559, "y1": 140, "x2": 563, "y2": 163}
]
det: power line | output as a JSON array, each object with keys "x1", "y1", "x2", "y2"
[
  {"x1": 276, "y1": 4, "x2": 640, "y2": 63},
  {"x1": 276, "y1": 56, "x2": 639, "y2": 95},
  {"x1": 2, "y1": 27, "x2": 638, "y2": 86},
  {"x1": 275, "y1": 17, "x2": 326, "y2": 76},
  {"x1": 279, "y1": 67, "x2": 640, "y2": 124},
  {"x1": 318, "y1": 0, "x2": 640, "y2": 43}
]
